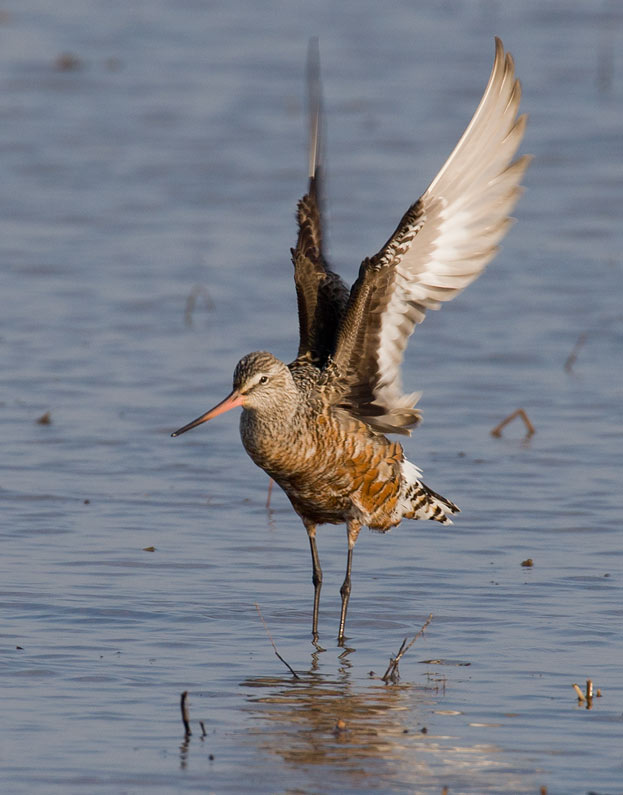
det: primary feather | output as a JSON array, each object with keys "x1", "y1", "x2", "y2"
[
  {"x1": 329, "y1": 37, "x2": 530, "y2": 434},
  {"x1": 292, "y1": 38, "x2": 349, "y2": 366}
]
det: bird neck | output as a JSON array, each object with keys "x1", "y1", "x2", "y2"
[
  {"x1": 239, "y1": 378, "x2": 308, "y2": 463},
  {"x1": 242, "y1": 384, "x2": 302, "y2": 427}
]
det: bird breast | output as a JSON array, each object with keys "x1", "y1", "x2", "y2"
[
  {"x1": 239, "y1": 404, "x2": 406, "y2": 529},
  {"x1": 239, "y1": 405, "x2": 320, "y2": 479}
]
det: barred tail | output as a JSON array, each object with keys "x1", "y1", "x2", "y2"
[{"x1": 399, "y1": 460, "x2": 459, "y2": 525}]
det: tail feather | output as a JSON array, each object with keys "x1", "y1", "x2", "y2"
[{"x1": 399, "y1": 460, "x2": 459, "y2": 525}]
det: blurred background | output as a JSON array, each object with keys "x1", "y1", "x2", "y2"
[{"x1": 1, "y1": 1, "x2": 621, "y2": 793}]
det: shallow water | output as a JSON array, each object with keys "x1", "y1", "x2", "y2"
[{"x1": 1, "y1": 1, "x2": 622, "y2": 793}]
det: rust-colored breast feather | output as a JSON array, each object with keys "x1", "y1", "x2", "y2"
[{"x1": 258, "y1": 407, "x2": 406, "y2": 531}]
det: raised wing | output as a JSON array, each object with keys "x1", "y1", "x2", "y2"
[
  {"x1": 332, "y1": 37, "x2": 531, "y2": 435},
  {"x1": 292, "y1": 39, "x2": 349, "y2": 366}
]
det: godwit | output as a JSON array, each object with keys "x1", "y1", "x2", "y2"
[{"x1": 172, "y1": 38, "x2": 529, "y2": 642}]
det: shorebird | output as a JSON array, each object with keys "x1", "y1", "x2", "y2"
[{"x1": 172, "y1": 38, "x2": 529, "y2": 642}]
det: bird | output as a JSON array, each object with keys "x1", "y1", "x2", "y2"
[{"x1": 172, "y1": 37, "x2": 529, "y2": 643}]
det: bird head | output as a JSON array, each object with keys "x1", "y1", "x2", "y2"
[{"x1": 171, "y1": 351, "x2": 292, "y2": 437}]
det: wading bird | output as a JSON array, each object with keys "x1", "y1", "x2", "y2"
[{"x1": 172, "y1": 38, "x2": 529, "y2": 643}]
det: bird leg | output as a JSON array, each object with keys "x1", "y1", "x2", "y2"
[
  {"x1": 305, "y1": 521, "x2": 322, "y2": 641},
  {"x1": 338, "y1": 520, "x2": 361, "y2": 643}
]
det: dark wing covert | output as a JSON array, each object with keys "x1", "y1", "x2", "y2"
[{"x1": 292, "y1": 38, "x2": 349, "y2": 367}]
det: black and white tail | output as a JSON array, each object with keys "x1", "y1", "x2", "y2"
[{"x1": 398, "y1": 460, "x2": 459, "y2": 525}]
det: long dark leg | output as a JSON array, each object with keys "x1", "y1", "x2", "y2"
[
  {"x1": 338, "y1": 521, "x2": 361, "y2": 644},
  {"x1": 305, "y1": 521, "x2": 322, "y2": 640}
]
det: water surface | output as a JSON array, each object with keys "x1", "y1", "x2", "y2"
[{"x1": 1, "y1": 1, "x2": 622, "y2": 792}]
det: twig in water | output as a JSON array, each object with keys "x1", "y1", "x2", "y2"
[
  {"x1": 199, "y1": 721, "x2": 207, "y2": 739},
  {"x1": 490, "y1": 408, "x2": 535, "y2": 439},
  {"x1": 180, "y1": 690, "x2": 192, "y2": 737},
  {"x1": 254, "y1": 603, "x2": 300, "y2": 679},
  {"x1": 572, "y1": 679, "x2": 597, "y2": 709},
  {"x1": 572, "y1": 683, "x2": 585, "y2": 701},
  {"x1": 585, "y1": 678, "x2": 594, "y2": 708},
  {"x1": 564, "y1": 332, "x2": 587, "y2": 373},
  {"x1": 266, "y1": 478, "x2": 274, "y2": 510},
  {"x1": 184, "y1": 284, "x2": 214, "y2": 327},
  {"x1": 382, "y1": 614, "x2": 433, "y2": 684}
]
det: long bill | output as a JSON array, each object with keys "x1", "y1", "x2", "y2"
[{"x1": 171, "y1": 390, "x2": 244, "y2": 437}]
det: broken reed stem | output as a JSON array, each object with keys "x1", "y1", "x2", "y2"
[
  {"x1": 490, "y1": 408, "x2": 535, "y2": 439},
  {"x1": 382, "y1": 613, "x2": 433, "y2": 684},
  {"x1": 184, "y1": 284, "x2": 213, "y2": 327},
  {"x1": 572, "y1": 679, "x2": 597, "y2": 707},
  {"x1": 572, "y1": 683, "x2": 585, "y2": 701},
  {"x1": 254, "y1": 602, "x2": 300, "y2": 679},
  {"x1": 180, "y1": 690, "x2": 192, "y2": 737},
  {"x1": 266, "y1": 478, "x2": 274, "y2": 510},
  {"x1": 564, "y1": 332, "x2": 587, "y2": 373}
]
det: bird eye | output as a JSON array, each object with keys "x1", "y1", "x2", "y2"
[{"x1": 259, "y1": 375, "x2": 269, "y2": 385}]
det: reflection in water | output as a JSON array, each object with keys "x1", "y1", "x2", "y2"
[
  {"x1": 243, "y1": 671, "x2": 419, "y2": 777},
  {"x1": 179, "y1": 715, "x2": 212, "y2": 770},
  {"x1": 240, "y1": 656, "x2": 518, "y2": 790},
  {"x1": 179, "y1": 735, "x2": 190, "y2": 769}
]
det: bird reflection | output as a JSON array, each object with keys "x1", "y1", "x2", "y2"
[
  {"x1": 241, "y1": 669, "x2": 430, "y2": 774},
  {"x1": 240, "y1": 666, "x2": 524, "y2": 790},
  {"x1": 179, "y1": 660, "x2": 512, "y2": 789}
]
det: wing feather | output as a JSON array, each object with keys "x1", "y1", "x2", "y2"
[
  {"x1": 332, "y1": 37, "x2": 530, "y2": 435},
  {"x1": 292, "y1": 39, "x2": 349, "y2": 365}
]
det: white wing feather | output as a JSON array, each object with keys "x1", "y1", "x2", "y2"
[{"x1": 335, "y1": 37, "x2": 530, "y2": 434}]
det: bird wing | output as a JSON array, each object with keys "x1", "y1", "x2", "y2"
[
  {"x1": 331, "y1": 37, "x2": 531, "y2": 435},
  {"x1": 292, "y1": 39, "x2": 349, "y2": 366}
]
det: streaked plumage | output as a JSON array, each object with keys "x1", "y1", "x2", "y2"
[{"x1": 172, "y1": 38, "x2": 529, "y2": 642}]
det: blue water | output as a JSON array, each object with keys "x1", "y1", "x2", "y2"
[{"x1": 1, "y1": 1, "x2": 622, "y2": 792}]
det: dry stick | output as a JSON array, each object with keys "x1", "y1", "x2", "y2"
[
  {"x1": 180, "y1": 690, "x2": 192, "y2": 736},
  {"x1": 266, "y1": 478, "x2": 274, "y2": 510},
  {"x1": 254, "y1": 603, "x2": 300, "y2": 679},
  {"x1": 585, "y1": 678, "x2": 594, "y2": 707},
  {"x1": 490, "y1": 408, "x2": 535, "y2": 438},
  {"x1": 184, "y1": 284, "x2": 213, "y2": 327},
  {"x1": 564, "y1": 332, "x2": 587, "y2": 373},
  {"x1": 572, "y1": 680, "x2": 597, "y2": 709},
  {"x1": 382, "y1": 614, "x2": 433, "y2": 684},
  {"x1": 572, "y1": 683, "x2": 586, "y2": 701}
]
